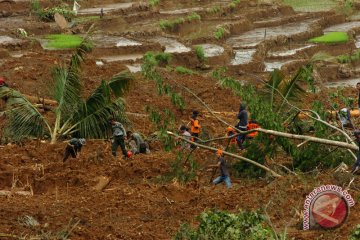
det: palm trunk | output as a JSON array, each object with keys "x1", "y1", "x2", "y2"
[{"x1": 50, "y1": 110, "x2": 61, "y2": 144}]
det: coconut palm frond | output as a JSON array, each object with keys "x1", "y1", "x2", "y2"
[
  {"x1": 52, "y1": 67, "x2": 81, "y2": 116},
  {"x1": 68, "y1": 79, "x2": 128, "y2": 139},
  {"x1": 108, "y1": 71, "x2": 133, "y2": 98},
  {"x1": 0, "y1": 87, "x2": 50, "y2": 141},
  {"x1": 72, "y1": 98, "x2": 126, "y2": 139},
  {"x1": 267, "y1": 69, "x2": 284, "y2": 107}
]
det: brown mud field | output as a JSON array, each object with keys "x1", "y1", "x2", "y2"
[{"x1": 2, "y1": 0, "x2": 360, "y2": 239}]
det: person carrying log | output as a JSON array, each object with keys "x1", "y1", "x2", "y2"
[
  {"x1": 208, "y1": 149, "x2": 232, "y2": 188},
  {"x1": 235, "y1": 103, "x2": 248, "y2": 149},
  {"x1": 109, "y1": 118, "x2": 128, "y2": 158},
  {"x1": 63, "y1": 138, "x2": 86, "y2": 162}
]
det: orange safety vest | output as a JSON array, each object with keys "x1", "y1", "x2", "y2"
[
  {"x1": 247, "y1": 122, "x2": 259, "y2": 138},
  {"x1": 191, "y1": 119, "x2": 201, "y2": 134},
  {"x1": 227, "y1": 131, "x2": 237, "y2": 145}
]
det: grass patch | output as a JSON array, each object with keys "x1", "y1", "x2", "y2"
[
  {"x1": 194, "y1": 46, "x2": 206, "y2": 62},
  {"x1": 336, "y1": 49, "x2": 360, "y2": 63},
  {"x1": 282, "y1": 0, "x2": 338, "y2": 12},
  {"x1": 229, "y1": 0, "x2": 241, "y2": 9},
  {"x1": 45, "y1": 34, "x2": 83, "y2": 49},
  {"x1": 149, "y1": 0, "x2": 160, "y2": 7},
  {"x1": 309, "y1": 32, "x2": 349, "y2": 44},
  {"x1": 159, "y1": 12, "x2": 201, "y2": 31},
  {"x1": 214, "y1": 27, "x2": 226, "y2": 40},
  {"x1": 175, "y1": 66, "x2": 194, "y2": 75}
]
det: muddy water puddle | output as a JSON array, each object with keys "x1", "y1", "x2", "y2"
[
  {"x1": 268, "y1": 44, "x2": 315, "y2": 57},
  {"x1": 100, "y1": 54, "x2": 143, "y2": 63},
  {"x1": 231, "y1": 49, "x2": 256, "y2": 65},
  {"x1": 160, "y1": 7, "x2": 204, "y2": 15},
  {"x1": 324, "y1": 21, "x2": 360, "y2": 33},
  {"x1": 78, "y1": 3, "x2": 133, "y2": 15},
  {"x1": 0, "y1": 36, "x2": 22, "y2": 45},
  {"x1": 226, "y1": 19, "x2": 316, "y2": 48},
  {"x1": 125, "y1": 64, "x2": 142, "y2": 73},
  {"x1": 91, "y1": 36, "x2": 141, "y2": 48},
  {"x1": 264, "y1": 60, "x2": 295, "y2": 72},
  {"x1": 196, "y1": 44, "x2": 224, "y2": 57},
  {"x1": 325, "y1": 78, "x2": 360, "y2": 88},
  {"x1": 154, "y1": 37, "x2": 191, "y2": 53}
]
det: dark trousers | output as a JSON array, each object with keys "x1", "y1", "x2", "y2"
[
  {"x1": 191, "y1": 132, "x2": 199, "y2": 149},
  {"x1": 63, "y1": 145, "x2": 76, "y2": 162},
  {"x1": 235, "y1": 126, "x2": 247, "y2": 149},
  {"x1": 112, "y1": 135, "x2": 127, "y2": 157},
  {"x1": 352, "y1": 152, "x2": 360, "y2": 173}
]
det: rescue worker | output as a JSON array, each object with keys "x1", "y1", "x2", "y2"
[
  {"x1": 339, "y1": 108, "x2": 354, "y2": 129},
  {"x1": 109, "y1": 118, "x2": 128, "y2": 158},
  {"x1": 235, "y1": 103, "x2": 248, "y2": 149},
  {"x1": 352, "y1": 130, "x2": 360, "y2": 174},
  {"x1": 247, "y1": 119, "x2": 260, "y2": 139},
  {"x1": 179, "y1": 125, "x2": 192, "y2": 150},
  {"x1": 226, "y1": 126, "x2": 237, "y2": 146},
  {"x1": 63, "y1": 138, "x2": 86, "y2": 162},
  {"x1": 127, "y1": 131, "x2": 149, "y2": 154},
  {"x1": 190, "y1": 110, "x2": 202, "y2": 148},
  {"x1": 209, "y1": 149, "x2": 232, "y2": 188}
]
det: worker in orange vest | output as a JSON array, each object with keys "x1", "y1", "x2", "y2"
[
  {"x1": 247, "y1": 119, "x2": 260, "y2": 139},
  {"x1": 190, "y1": 110, "x2": 202, "y2": 148},
  {"x1": 226, "y1": 126, "x2": 238, "y2": 145}
]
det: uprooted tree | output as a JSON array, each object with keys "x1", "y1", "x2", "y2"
[
  {"x1": 141, "y1": 51, "x2": 358, "y2": 177},
  {"x1": 0, "y1": 41, "x2": 133, "y2": 143}
]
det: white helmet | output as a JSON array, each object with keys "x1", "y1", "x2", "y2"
[{"x1": 79, "y1": 138, "x2": 86, "y2": 145}]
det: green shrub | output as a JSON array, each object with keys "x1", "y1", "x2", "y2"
[
  {"x1": 31, "y1": 0, "x2": 41, "y2": 12},
  {"x1": 229, "y1": 0, "x2": 241, "y2": 9},
  {"x1": 174, "y1": 210, "x2": 282, "y2": 240},
  {"x1": 187, "y1": 12, "x2": 201, "y2": 21},
  {"x1": 350, "y1": 224, "x2": 360, "y2": 239},
  {"x1": 155, "y1": 52, "x2": 172, "y2": 65},
  {"x1": 336, "y1": 49, "x2": 360, "y2": 64},
  {"x1": 149, "y1": 0, "x2": 160, "y2": 7},
  {"x1": 175, "y1": 66, "x2": 194, "y2": 75},
  {"x1": 309, "y1": 32, "x2": 349, "y2": 44},
  {"x1": 215, "y1": 27, "x2": 226, "y2": 40},
  {"x1": 194, "y1": 46, "x2": 206, "y2": 62},
  {"x1": 159, "y1": 13, "x2": 200, "y2": 31},
  {"x1": 209, "y1": 6, "x2": 221, "y2": 13},
  {"x1": 45, "y1": 34, "x2": 83, "y2": 49}
]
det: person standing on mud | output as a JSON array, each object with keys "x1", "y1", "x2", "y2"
[
  {"x1": 109, "y1": 119, "x2": 128, "y2": 158},
  {"x1": 190, "y1": 110, "x2": 202, "y2": 147},
  {"x1": 63, "y1": 138, "x2": 86, "y2": 162},
  {"x1": 235, "y1": 103, "x2": 248, "y2": 149},
  {"x1": 208, "y1": 149, "x2": 232, "y2": 188}
]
